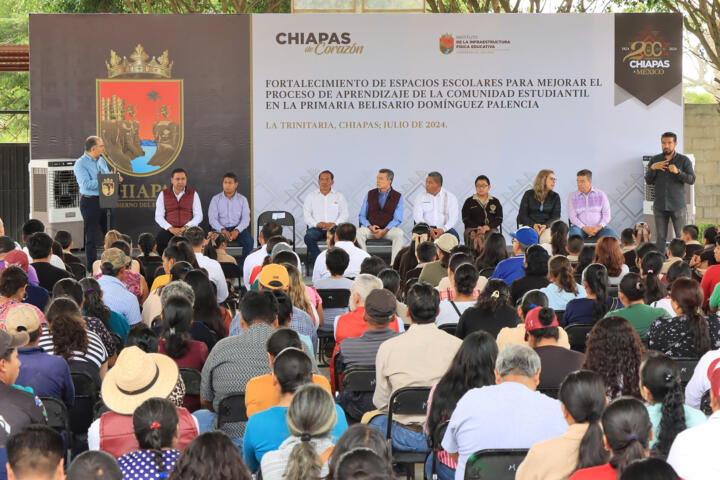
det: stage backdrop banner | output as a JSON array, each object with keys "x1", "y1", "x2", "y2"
[
  {"x1": 30, "y1": 14, "x2": 251, "y2": 241},
  {"x1": 252, "y1": 13, "x2": 683, "y2": 245}
]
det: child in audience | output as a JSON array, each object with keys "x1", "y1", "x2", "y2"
[
  {"x1": 582, "y1": 316, "x2": 645, "y2": 399},
  {"x1": 325, "y1": 425, "x2": 392, "y2": 480},
  {"x1": 567, "y1": 235, "x2": 584, "y2": 263},
  {"x1": 662, "y1": 239, "x2": 686, "y2": 274},
  {"x1": 456, "y1": 279, "x2": 519, "y2": 339},
  {"x1": 118, "y1": 398, "x2": 181, "y2": 479},
  {"x1": 569, "y1": 397, "x2": 652, "y2": 479},
  {"x1": 594, "y1": 237, "x2": 629, "y2": 286},
  {"x1": 496, "y1": 289, "x2": 571, "y2": 351},
  {"x1": 517, "y1": 370, "x2": 608, "y2": 480},
  {"x1": 540, "y1": 256, "x2": 587, "y2": 310},
  {"x1": 652, "y1": 261, "x2": 691, "y2": 316},
  {"x1": 563, "y1": 264, "x2": 613, "y2": 326},
  {"x1": 639, "y1": 351, "x2": 705, "y2": 458},
  {"x1": 605, "y1": 273, "x2": 669, "y2": 339},
  {"x1": 619, "y1": 458, "x2": 680, "y2": 480}
]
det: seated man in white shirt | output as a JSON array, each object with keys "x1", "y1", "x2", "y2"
[
  {"x1": 154, "y1": 168, "x2": 203, "y2": 254},
  {"x1": 442, "y1": 344, "x2": 567, "y2": 480},
  {"x1": 668, "y1": 357, "x2": 720, "y2": 480},
  {"x1": 243, "y1": 221, "x2": 283, "y2": 289},
  {"x1": 312, "y1": 223, "x2": 369, "y2": 283},
  {"x1": 412, "y1": 171, "x2": 460, "y2": 241},
  {"x1": 183, "y1": 226, "x2": 229, "y2": 303},
  {"x1": 303, "y1": 170, "x2": 349, "y2": 267}
]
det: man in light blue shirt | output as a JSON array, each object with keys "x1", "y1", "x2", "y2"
[
  {"x1": 356, "y1": 169, "x2": 405, "y2": 263},
  {"x1": 96, "y1": 247, "x2": 142, "y2": 326},
  {"x1": 207, "y1": 172, "x2": 254, "y2": 266},
  {"x1": 73, "y1": 136, "x2": 122, "y2": 266}
]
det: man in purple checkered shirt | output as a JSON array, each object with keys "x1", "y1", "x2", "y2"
[{"x1": 567, "y1": 169, "x2": 618, "y2": 240}]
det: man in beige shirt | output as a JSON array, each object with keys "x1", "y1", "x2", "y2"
[{"x1": 369, "y1": 282, "x2": 462, "y2": 453}]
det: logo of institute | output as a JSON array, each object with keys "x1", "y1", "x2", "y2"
[
  {"x1": 621, "y1": 28, "x2": 673, "y2": 72},
  {"x1": 440, "y1": 34, "x2": 454, "y2": 55},
  {"x1": 97, "y1": 45, "x2": 184, "y2": 177},
  {"x1": 101, "y1": 178, "x2": 115, "y2": 197}
]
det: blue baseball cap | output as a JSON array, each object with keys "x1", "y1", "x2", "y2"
[{"x1": 510, "y1": 227, "x2": 539, "y2": 246}]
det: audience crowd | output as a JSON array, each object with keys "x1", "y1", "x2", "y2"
[{"x1": 2, "y1": 209, "x2": 720, "y2": 480}]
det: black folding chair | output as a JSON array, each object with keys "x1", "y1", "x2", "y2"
[
  {"x1": 220, "y1": 262, "x2": 244, "y2": 313},
  {"x1": 40, "y1": 396, "x2": 73, "y2": 464},
  {"x1": 256, "y1": 211, "x2": 295, "y2": 250},
  {"x1": 69, "y1": 371, "x2": 99, "y2": 434},
  {"x1": 316, "y1": 289, "x2": 351, "y2": 366},
  {"x1": 554, "y1": 310, "x2": 565, "y2": 325},
  {"x1": 564, "y1": 323, "x2": 594, "y2": 353},
  {"x1": 341, "y1": 367, "x2": 377, "y2": 393},
  {"x1": 386, "y1": 386, "x2": 432, "y2": 480},
  {"x1": 607, "y1": 285, "x2": 619, "y2": 298},
  {"x1": 217, "y1": 393, "x2": 248, "y2": 430},
  {"x1": 68, "y1": 262, "x2": 87, "y2": 280},
  {"x1": 430, "y1": 420, "x2": 450, "y2": 480},
  {"x1": 700, "y1": 389, "x2": 712, "y2": 416},
  {"x1": 179, "y1": 368, "x2": 202, "y2": 397},
  {"x1": 438, "y1": 323, "x2": 457, "y2": 336},
  {"x1": 464, "y1": 448, "x2": 529, "y2": 479},
  {"x1": 672, "y1": 357, "x2": 699, "y2": 387}
]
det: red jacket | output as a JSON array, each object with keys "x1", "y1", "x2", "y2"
[{"x1": 99, "y1": 407, "x2": 198, "y2": 458}]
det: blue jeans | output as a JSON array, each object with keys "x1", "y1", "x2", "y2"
[
  {"x1": 304, "y1": 227, "x2": 327, "y2": 267},
  {"x1": 425, "y1": 453, "x2": 455, "y2": 480},
  {"x1": 193, "y1": 409, "x2": 243, "y2": 451},
  {"x1": 226, "y1": 227, "x2": 254, "y2": 267},
  {"x1": 569, "y1": 225, "x2": 618, "y2": 240},
  {"x1": 367, "y1": 414, "x2": 429, "y2": 453}
]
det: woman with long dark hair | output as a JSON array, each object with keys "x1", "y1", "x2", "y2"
[
  {"x1": 38, "y1": 297, "x2": 109, "y2": 381},
  {"x1": 150, "y1": 241, "x2": 199, "y2": 292},
  {"x1": 436, "y1": 263, "x2": 481, "y2": 326},
  {"x1": 183, "y1": 270, "x2": 227, "y2": 340},
  {"x1": 605, "y1": 273, "x2": 669, "y2": 340},
  {"x1": 325, "y1": 425, "x2": 392, "y2": 480},
  {"x1": 594, "y1": 236, "x2": 629, "y2": 286},
  {"x1": 550, "y1": 221, "x2": 569, "y2": 256},
  {"x1": 569, "y1": 397, "x2": 652, "y2": 479},
  {"x1": 540, "y1": 256, "x2": 587, "y2": 310},
  {"x1": 619, "y1": 458, "x2": 681, "y2": 480},
  {"x1": 142, "y1": 261, "x2": 193, "y2": 326},
  {"x1": 509, "y1": 245, "x2": 550, "y2": 305},
  {"x1": 79, "y1": 276, "x2": 130, "y2": 341},
  {"x1": 576, "y1": 245, "x2": 596, "y2": 280},
  {"x1": 474, "y1": 232, "x2": 509, "y2": 271},
  {"x1": 118, "y1": 398, "x2": 181, "y2": 479},
  {"x1": 168, "y1": 432, "x2": 251, "y2": 480},
  {"x1": 647, "y1": 277, "x2": 720, "y2": 357},
  {"x1": 0, "y1": 265, "x2": 45, "y2": 324},
  {"x1": 582, "y1": 316, "x2": 645, "y2": 399},
  {"x1": 158, "y1": 296, "x2": 208, "y2": 412},
  {"x1": 424, "y1": 331, "x2": 498, "y2": 480},
  {"x1": 640, "y1": 251, "x2": 667, "y2": 305},
  {"x1": 518, "y1": 370, "x2": 608, "y2": 479},
  {"x1": 639, "y1": 351, "x2": 706, "y2": 459},
  {"x1": 653, "y1": 261, "x2": 691, "y2": 316},
  {"x1": 563, "y1": 264, "x2": 613, "y2": 326},
  {"x1": 456, "y1": 279, "x2": 519, "y2": 339},
  {"x1": 516, "y1": 169, "x2": 561, "y2": 244}
]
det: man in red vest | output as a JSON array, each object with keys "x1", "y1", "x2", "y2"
[
  {"x1": 154, "y1": 168, "x2": 203, "y2": 254},
  {"x1": 356, "y1": 168, "x2": 405, "y2": 264}
]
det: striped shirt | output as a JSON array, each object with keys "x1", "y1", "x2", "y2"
[
  {"x1": 339, "y1": 328, "x2": 398, "y2": 367},
  {"x1": 38, "y1": 329, "x2": 108, "y2": 369}
]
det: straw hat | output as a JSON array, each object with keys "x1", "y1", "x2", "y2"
[{"x1": 101, "y1": 346, "x2": 179, "y2": 415}]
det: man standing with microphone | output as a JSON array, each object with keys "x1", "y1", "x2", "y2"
[
  {"x1": 73, "y1": 136, "x2": 122, "y2": 266},
  {"x1": 645, "y1": 132, "x2": 695, "y2": 251}
]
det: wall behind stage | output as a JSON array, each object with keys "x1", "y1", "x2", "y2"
[
  {"x1": 30, "y1": 14, "x2": 251, "y2": 240},
  {"x1": 252, "y1": 13, "x2": 683, "y2": 245}
]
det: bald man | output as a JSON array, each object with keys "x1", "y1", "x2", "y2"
[{"x1": 73, "y1": 136, "x2": 122, "y2": 265}]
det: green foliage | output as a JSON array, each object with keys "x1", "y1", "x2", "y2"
[
  {"x1": 698, "y1": 223, "x2": 718, "y2": 241},
  {"x1": 685, "y1": 90, "x2": 717, "y2": 104}
]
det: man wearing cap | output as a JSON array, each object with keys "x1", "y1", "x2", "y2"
[
  {"x1": 442, "y1": 344, "x2": 566, "y2": 480},
  {"x1": 492, "y1": 227, "x2": 539, "y2": 285},
  {"x1": 668, "y1": 357, "x2": 720, "y2": 479},
  {"x1": 524, "y1": 306, "x2": 584, "y2": 390},
  {"x1": 96, "y1": 248, "x2": 142, "y2": 326},
  {"x1": 183, "y1": 226, "x2": 228, "y2": 303},
  {"x1": 312, "y1": 223, "x2": 369, "y2": 283},
  {"x1": 88, "y1": 346, "x2": 198, "y2": 457},
  {"x1": 6, "y1": 306, "x2": 74, "y2": 407},
  {"x1": 370, "y1": 283, "x2": 462, "y2": 452},
  {"x1": 0, "y1": 329, "x2": 48, "y2": 451},
  {"x1": 417, "y1": 233, "x2": 458, "y2": 287},
  {"x1": 335, "y1": 289, "x2": 400, "y2": 422},
  {"x1": 412, "y1": 171, "x2": 460, "y2": 241},
  {"x1": 356, "y1": 169, "x2": 405, "y2": 264},
  {"x1": 229, "y1": 264, "x2": 317, "y2": 352}
]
